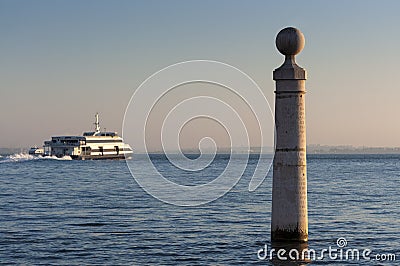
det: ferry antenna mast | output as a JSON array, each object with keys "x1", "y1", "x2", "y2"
[{"x1": 94, "y1": 113, "x2": 100, "y2": 133}]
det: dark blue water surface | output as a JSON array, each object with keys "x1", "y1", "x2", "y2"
[{"x1": 0, "y1": 154, "x2": 399, "y2": 265}]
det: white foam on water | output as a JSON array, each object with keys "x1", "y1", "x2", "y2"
[
  {"x1": 0, "y1": 153, "x2": 72, "y2": 163},
  {"x1": 43, "y1": 155, "x2": 72, "y2": 161},
  {"x1": 4, "y1": 153, "x2": 38, "y2": 162}
]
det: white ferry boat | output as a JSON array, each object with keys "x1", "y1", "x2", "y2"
[{"x1": 39, "y1": 113, "x2": 133, "y2": 160}]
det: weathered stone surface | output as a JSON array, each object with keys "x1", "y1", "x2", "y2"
[
  {"x1": 271, "y1": 27, "x2": 309, "y2": 243},
  {"x1": 275, "y1": 27, "x2": 305, "y2": 56}
]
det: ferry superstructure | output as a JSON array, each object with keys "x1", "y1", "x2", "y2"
[{"x1": 41, "y1": 113, "x2": 133, "y2": 160}]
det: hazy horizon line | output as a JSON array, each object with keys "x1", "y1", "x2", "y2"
[{"x1": 2, "y1": 145, "x2": 400, "y2": 155}]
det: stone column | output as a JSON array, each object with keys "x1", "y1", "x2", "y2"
[{"x1": 271, "y1": 27, "x2": 308, "y2": 243}]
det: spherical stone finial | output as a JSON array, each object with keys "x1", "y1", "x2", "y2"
[{"x1": 276, "y1": 27, "x2": 305, "y2": 56}]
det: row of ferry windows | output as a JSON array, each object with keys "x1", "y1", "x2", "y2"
[
  {"x1": 52, "y1": 139, "x2": 80, "y2": 144},
  {"x1": 83, "y1": 132, "x2": 117, "y2": 137},
  {"x1": 82, "y1": 146, "x2": 122, "y2": 153}
]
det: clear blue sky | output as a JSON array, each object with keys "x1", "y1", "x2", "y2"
[{"x1": 1, "y1": 0, "x2": 400, "y2": 148}]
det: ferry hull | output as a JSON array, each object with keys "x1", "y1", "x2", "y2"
[{"x1": 71, "y1": 154, "x2": 132, "y2": 160}]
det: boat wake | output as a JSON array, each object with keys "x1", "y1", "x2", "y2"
[
  {"x1": 44, "y1": 155, "x2": 73, "y2": 161},
  {"x1": 0, "y1": 153, "x2": 72, "y2": 163}
]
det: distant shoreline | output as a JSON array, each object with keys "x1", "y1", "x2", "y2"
[
  {"x1": 2, "y1": 146, "x2": 400, "y2": 156},
  {"x1": 306, "y1": 145, "x2": 400, "y2": 155}
]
